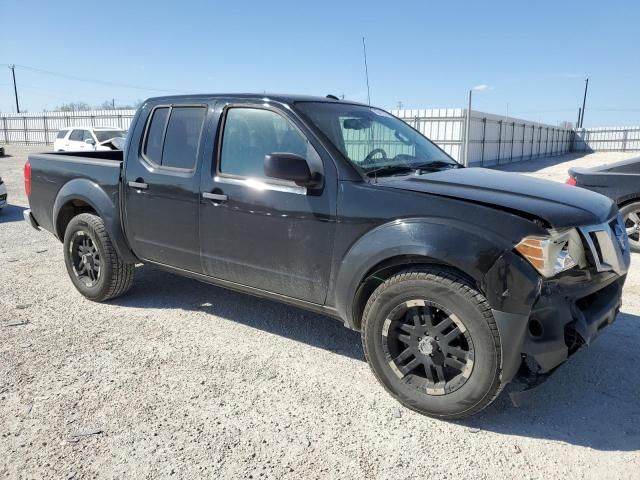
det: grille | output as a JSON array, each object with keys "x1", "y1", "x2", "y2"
[{"x1": 579, "y1": 215, "x2": 629, "y2": 276}]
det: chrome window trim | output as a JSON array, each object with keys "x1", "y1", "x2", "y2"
[{"x1": 213, "y1": 175, "x2": 306, "y2": 195}]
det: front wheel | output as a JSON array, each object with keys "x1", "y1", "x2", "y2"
[
  {"x1": 63, "y1": 213, "x2": 134, "y2": 301},
  {"x1": 361, "y1": 267, "x2": 503, "y2": 419}
]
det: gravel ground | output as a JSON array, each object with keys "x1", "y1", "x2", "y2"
[{"x1": 1, "y1": 146, "x2": 640, "y2": 479}]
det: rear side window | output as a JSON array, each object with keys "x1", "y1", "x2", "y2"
[
  {"x1": 143, "y1": 106, "x2": 205, "y2": 169},
  {"x1": 56, "y1": 130, "x2": 68, "y2": 139},
  {"x1": 162, "y1": 107, "x2": 206, "y2": 169},
  {"x1": 69, "y1": 129, "x2": 83, "y2": 141},
  {"x1": 143, "y1": 107, "x2": 169, "y2": 165}
]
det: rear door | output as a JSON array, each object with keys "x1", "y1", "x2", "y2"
[
  {"x1": 66, "y1": 129, "x2": 85, "y2": 150},
  {"x1": 122, "y1": 103, "x2": 209, "y2": 272}
]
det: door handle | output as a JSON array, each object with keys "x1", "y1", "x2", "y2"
[
  {"x1": 128, "y1": 181, "x2": 149, "y2": 190},
  {"x1": 202, "y1": 192, "x2": 228, "y2": 202}
]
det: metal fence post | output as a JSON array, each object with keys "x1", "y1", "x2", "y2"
[
  {"x1": 497, "y1": 120, "x2": 503, "y2": 164},
  {"x1": 23, "y1": 116, "x2": 28, "y2": 145},
  {"x1": 463, "y1": 92, "x2": 472, "y2": 166},
  {"x1": 2, "y1": 117, "x2": 7, "y2": 144},
  {"x1": 509, "y1": 121, "x2": 515, "y2": 162},
  {"x1": 480, "y1": 117, "x2": 486, "y2": 167},
  {"x1": 43, "y1": 115, "x2": 49, "y2": 144}
]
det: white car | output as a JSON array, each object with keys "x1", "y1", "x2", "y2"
[
  {"x1": 0, "y1": 176, "x2": 7, "y2": 210},
  {"x1": 53, "y1": 127, "x2": 126, "y2": 152}
]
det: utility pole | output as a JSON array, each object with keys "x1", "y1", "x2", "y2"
[
  {"x1": 8, "y1": 65, "x2": 20, "y2": 113},
  {"x1": 579, "y1": 78, "x2": 589, "y2": 128},
  {"x1": 576, "y1": 107, "x2": 582, "y2": 129}
]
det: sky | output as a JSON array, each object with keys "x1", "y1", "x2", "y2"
[{"x1": 1, "y1": 0, "x2": 639, "y2": 127}]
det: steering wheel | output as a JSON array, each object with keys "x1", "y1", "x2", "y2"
[{"x1": 363, "y1": 148, "x2": 388, "y2": 165}]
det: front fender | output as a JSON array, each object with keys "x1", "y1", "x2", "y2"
[
  {"x1": 333, "y1": 218, "x2": 511, "y2": 329},
  {"x1": 53, "y1": 178, "x2": 137, "y2": 263}
]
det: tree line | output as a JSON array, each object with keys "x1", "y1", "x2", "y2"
[{"x1": 54, "y1": 100, "x2": 144, "y2": 112}]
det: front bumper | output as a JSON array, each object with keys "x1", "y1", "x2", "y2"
[{"x1": 494, "y1": 269, "x2": 626, "y2": 384}]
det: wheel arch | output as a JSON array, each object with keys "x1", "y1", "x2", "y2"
[
  {"x1": 332, "y1": 219, "x2": 509, "y2": 330},
  {"x1": 53, "y1": 178, "x2": 137, "y2": 263}
]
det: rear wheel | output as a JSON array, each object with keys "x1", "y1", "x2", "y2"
[
  {"x1": 620, "y1": 201, "x2": 640, "y2": 253},
  {"x1": 361, "y1": 267, "x2": 503, "y2": 419},
  {"x1": 63, "y1": 213, "x2": 134, "y2": 301}
]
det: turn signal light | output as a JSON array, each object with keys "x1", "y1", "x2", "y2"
[{"x1": 565, "y1": 176, "x2": 577, "y2": 186}]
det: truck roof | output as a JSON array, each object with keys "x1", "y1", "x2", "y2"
[{"x1": 144, "y1": 93, "x2": 367, "y2": 106}]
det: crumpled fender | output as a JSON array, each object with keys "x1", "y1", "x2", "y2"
[
  {"x1": 52, "y1": 178, "x2": 137, "y2": 264},
  {"x1": 332, "y1": 217, "x2": 513, "y2": 329}
]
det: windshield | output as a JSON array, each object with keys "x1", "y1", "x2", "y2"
[
  {"x1": 295, "y1": 102, "x2": 459, "y2": 176},
  {"x1": 94, "y1": 130, "x2": 126, "y2": 142}
]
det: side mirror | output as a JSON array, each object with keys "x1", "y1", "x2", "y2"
[
  {"x1": 264, "y1": 153, "x2": 318, "y2": 187},
  {"x1": 85, "y1": 138, "x2": 96, "y2": 145}
]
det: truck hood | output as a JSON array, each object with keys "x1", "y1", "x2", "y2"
[{"x1": 380, "y1": 167, "x2": 615, "y2": 228}]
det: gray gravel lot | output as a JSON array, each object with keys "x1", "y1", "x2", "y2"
[{"x1": 1, "y1": 146, "x2": 640, "y2": 479}]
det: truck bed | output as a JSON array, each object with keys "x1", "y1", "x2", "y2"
[{"x1": 27, "y1": 150, "x2": 123, "y2": 236}]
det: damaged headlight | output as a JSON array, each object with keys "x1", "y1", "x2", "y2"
[{"x1": 515, "y1": 228, "x2": 585, "y2": 278}]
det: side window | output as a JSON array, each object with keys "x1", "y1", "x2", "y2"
[
  {"x1": 143, "y1": 107, "x2": 169, "y2": 165},
  {"x1": 69, "y1": 129, "x2": 83, "y2": 141},
  {"x1": 82, "y1": 130, "x2": 94, "y2": 142},
  {"x1": 220, "y1": 108, "x2": 309, "y2": 178},
  {"x1": 162, "y1": 107, "x2": 206, "y2": 169},
  {"x1": 56, "y1": 130, "x2": 68, "y2": 139}
]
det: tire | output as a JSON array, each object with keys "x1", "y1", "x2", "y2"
[
  {"x1": 361, "y1": 267, "x2": 503, "y2": 419},
  {"x1": 620, "y1": 201, "x2": 640, "y2": 253},
  {"x1": 63, "y1": 213, "x2": 134, "y2": 301}
]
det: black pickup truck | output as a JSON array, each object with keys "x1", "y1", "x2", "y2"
[{"x1": 23, "y1": 94, "x2": 630, "y2": 418}]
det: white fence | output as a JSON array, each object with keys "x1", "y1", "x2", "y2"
[
  {"x1": 392, "y1": 109, "x2": 573, "y2": 166},
  {"x1": 0, "y1": 109, "x2": 135, "y2": 145},
  {"x1": 573, "y1": 126, "x2": 640, "y2": 152},
  {"x1": 2, "y1": 108, "x2": 638, "y2": 165}
]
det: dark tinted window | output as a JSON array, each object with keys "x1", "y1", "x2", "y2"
[
  {"x1": 161, "y1": 107, "x2": 206, "y2": 169},
  {"x1": 69, "y1": 129, "x2": 83, "y2": 141},
  {"x1": 56, "y1": 130, "x2": 68, "y2": 139},
  {"x1": 143, "y1": 107, "x2": 169, "y2": 164},
  {"x1": 220, "y1": 108, "x2": 308, "y2": 178}
]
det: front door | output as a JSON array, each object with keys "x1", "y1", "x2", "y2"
[
  {"x1": 199, "y1": 104, "x2": 336, "y2": 304},
  {"x1": 123, "y1": 103, "x2": 208, "y2": 272}
]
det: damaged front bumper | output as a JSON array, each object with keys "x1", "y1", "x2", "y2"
[{"x1": 494, "y1": 269, "x2": 625, "y2": 389}]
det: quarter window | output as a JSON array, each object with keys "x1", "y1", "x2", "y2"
[
  {"x1": 56, "y1": 130, "x2": 68, "y2": 139},
  {"x1": 220, "y1": 108, "x2": 309, "y2": 178},
  {"x1": 143, "y1": 107, "x2": 169, "y2": 165}
]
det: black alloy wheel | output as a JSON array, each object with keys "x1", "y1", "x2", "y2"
[{"x1": 382, "y1": 299, "x2": 474, "y2": 395}]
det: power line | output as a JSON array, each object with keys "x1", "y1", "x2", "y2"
[{"x1": 1, "y1": 63, "x2": 183, "y2": 93}]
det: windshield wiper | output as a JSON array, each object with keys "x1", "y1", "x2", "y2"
[
  {"x1": 365, "y1": 164, "x2": 414, "y2": 178},
  {"x1": 412, "y1": 160, "x2": 461, "y2": 170}
]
